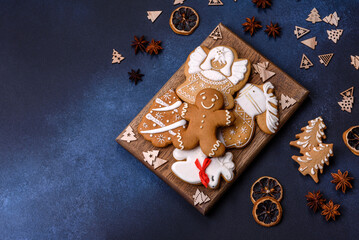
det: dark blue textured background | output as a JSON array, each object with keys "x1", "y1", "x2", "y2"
[{"x1": 0, "y1": 0, "x2": 358, "y2": 239}]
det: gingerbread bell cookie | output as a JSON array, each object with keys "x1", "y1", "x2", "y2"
[
  {"x1": 138, "y1": 89, "x2": 187, "y2": 147},
  {"x1": 220, "y1": 82, "x2": 279, "y2": 148},
  {"x1": 176, "y1": 45, "x2": 251, "y2": 109},
  {"x1": 172, "y1": 89, "x2": 235, "y2": 157}
]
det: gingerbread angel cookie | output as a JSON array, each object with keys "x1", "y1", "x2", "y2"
[
  {"x1": 138, "y1": 89, "x2": 187, "y2": 147},
  {"x1": 172, "y1": 89, "x2": 235, "y2": 157},
  {"x1": 220, "y1": 82, "x2": 279, "y2": 148},
  {"x1": 176, "y1": 45, "x2": 251, "y2": 109},
  {"x1": 172, "y1": 146, "x2": 235, "y2": 189}
]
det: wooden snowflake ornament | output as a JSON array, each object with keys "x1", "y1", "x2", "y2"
[
  {"x1": 323, "y1": 12, "x2": 340, "y2": 26},
  {"x1": 253, "y1": 62, "x2": 276, "y2": 82},
  {"x1": 208, "y1": 0, "x2": 223, "y2": 6},
  {"x1": 147, "y1": 11, "x2": 162, "y2": 23},
  {"x1": 112, "y1": 49, "x2": 125, "y2": 64},
  {"x1": 318, "y1": 53, "x2": 334, "y2": 67},
  {"x1": 121, "y1": 126, "x2": 136, "y2": 142},
  {"x1": 327, "y1": 29, "x2": 343, "y2": 43},
  {"x1": 209, "y1": 25, "x2": 223, "y2": 40},
  {"x1": 300, "y1": 54, "x2": 313, "y2": 69},
  {"x1": 350, "y1": 55, "x2": 359, "y2": 70},
  {"x1": 306, "y1": 8, "x2": 322, "y2": 24},
  {"x1": 173, "y1": 0, "x2": 185, "y2": 5},
  {"x1": 193, "y1": 189, "x2": 210, "y2": 206},
  {"x1": 301, "y1": 37, "x2": 317, "y2": 50},
  {"x1": 294, "y1": 26, "x2": 310, "y2": 39},
  {"x1": 280, "y1": 94, "x2": 296, "y2": 110}
]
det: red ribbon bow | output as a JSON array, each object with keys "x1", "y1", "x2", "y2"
[{"x1": 195, "y1": 158, "x2": 211, "y2": 188}]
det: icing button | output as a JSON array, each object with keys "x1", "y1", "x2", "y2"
[
  {"x1": 201, "y1": 120, "x2": 204, "y2": 123},
  {"x1": 200, "y1": 126, "x2": 203, "y2": 129},
  {"x1": 168, "y1": 137, "x2": 171, "y2": 140},
  {"x1": 203, "y1": 115, "x2": 206, "y2": 118},
  {"x1": 153, "y1": 124, "x2": 156, "y2": 127},
  {"x1": 150, "y1": 134, "x2": 153, "y2": 137}
]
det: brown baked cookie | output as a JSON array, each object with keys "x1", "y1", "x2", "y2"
[
  {"x1": 172, "y1": 89, "x2": 235, "y2": 157},
  {"x1": 176, "y1": 45, "x2": 251, "y2": 109},
  {"x1": 220, "y1": 82, "x2": 279, "y2": 148},
  {"x1": 138, "y1": 89, "x2": 187, "y2": 147}
]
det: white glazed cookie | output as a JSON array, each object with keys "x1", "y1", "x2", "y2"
[
  {"x1": 220, "y1": 82, "x2": 279, "y2": 148},
  {"x1": 172, "y1": 146, "x2": 235, "y2": 189},
  {"x1": 176, "y1": 45, "x2": 251, "y2": 109},
  {"x1": 138, "y1": 89, "x2": 187, "y2": 147}
]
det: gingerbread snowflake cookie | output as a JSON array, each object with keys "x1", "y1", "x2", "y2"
[
  {"x1": 220, "y1": 82, "x2": 279, "y2": 148},
  {"x1": 172, "y1": 146, "x2": 235, "y2": 188},
  {"x1": 172, "y1": 89, "x2": 235, "y2": 157},
  {"x1": 138, "y1": 89, "x2": 187, "y2": 147},
  {"x1": 176, "y1": 45, "x2": 251, "y2": 109}
]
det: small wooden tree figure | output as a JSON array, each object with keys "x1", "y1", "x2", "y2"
[
  {"x1": 208, "y1": 0, "x2": 223, "y2": 6},
  {"x1": 280, "y1": 94, "x2": 296, "y2": 110},
  {"x1": 327, "y1": 29, "x2": 343, "y2": 43},
  {"x1": 290, "y1": 116, "x2": 327, "y2": 154},
  {"x1": 209, "y1": 25, "x2": 223, "y2": 40},
  {"x1": 112, "y1": 49, "x2": 125, "y2": 64},
  {"x1": 121, "y1": 126, "x2": 137, "y2": 142},
  {"x1": 306, "y1": 8, "x2": 322, "y2": 23}
]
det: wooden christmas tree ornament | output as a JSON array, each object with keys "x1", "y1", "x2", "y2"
[
  {"x1": 173, "y1": 0, "x2": 185, "y2": 5},
  {"x1": 147, "y1": 11, "x2": 162, "y2": 23},
  {"x1": 153, "y1": 158, "x2": 168, "y2": 169},
  {"x1": 306, "y1": 8, "x2": 322, "y2": 24},
  {"x1": 280, "y1": 94, "x2": 297, "y2": 110},
  {"x1": 340, "y1": 87, "x2": 354, "y2": 98},
  {"x1": 253, "y1": 62, "x2": 276, "y2": 82},
  {"x1": 120, "y1": 126, "x2": 136, "y2": 142},
  {"x1": 323, "y1": 12, "x2": 340, "y2": 27},
  {"x1": 300, "y1": 54, "x2": 313, "y2": 69},
  {"x1": 112, "y1": 49, "x2": 125, "y2": 64},
  {"x1": 193, "y1": 189, "x2": 210, "y2": 206},
  {"x1": 294, "y1": 26, "x2": 310, "y2": 39},
  {"x1": 350, "y1": 55, "x2": 359, "y2": 70},
  {"x1": 318, "y1": 53, "x2": 334, "y2": 67},
  {"x1": 209, "y1": 25, "x2": 223, "y2": 40},
  {"x1": 301, "y1": 37, "x2": 317, "y2": 50},
  {"x1": 338, "y1": 87, "x2": 354, "y2": 113},
  {"x1": 208, "y1": 0, "x2": 223, "y2": 6},
  {"x1": 143, "y1": 150, "x2": 159, "y2": 165},
  {"x1": 327, "y1": 29, "x2": 343, "y2": 43}
]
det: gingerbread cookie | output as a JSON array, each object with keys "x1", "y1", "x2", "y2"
[
  {"x1": 172, "y1": 89, "x2": 235, "y2": 157},
  {"x1": 172, "y1": 146, "x2": 235, "y2": 189},
  {"x1": 176, "y1": 45, "x2": 251, "y2": 109},
  {"x1": 138, "y1": 89, "x2": 187, "y2": 147},
  {"x1": 220, "y1": 82, "x2": 279, "y2": 148}
]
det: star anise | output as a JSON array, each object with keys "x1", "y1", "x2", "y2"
[
  {"x1": 252, "y1": 0, "x2": 272, "y2": 8},
  {"x1": 242, "y1": 17, "x2": 262, "y2": 36},
  {"x1": 131, "y1": 36, "x2": 149, "y2": 54},
  {"x1": 305, "y1": 191, "x2": 326, "y2": 213},
  {"x1": 128, "y1": 69, "x2": 144, "y2": 85},
  {"x1": 331, "y1": 170, "x2": 354, "y2": 193},
  {"x1": 321, "y1": 200, "x2": 340, "y2": 221},
  {"x1": 146, "y1": 39, "x2": 163, "y2": 55},
  {"x1": 265, "y1": 22, "x2": 281, "y2": 38}
]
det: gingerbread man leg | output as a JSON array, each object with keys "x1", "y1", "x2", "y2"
[
  {"x1": 200, "y1": 136, "x2": 226, "y2": 157},
  {"x1": 172, "y1": 129, "x2": 199, "y2": 150}
]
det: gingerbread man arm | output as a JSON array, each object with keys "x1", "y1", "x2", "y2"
[
  {"x1": 179, "y1": 102, "x2": 197, "y2": 121},
  {"x1": 214, "y1": 110, "x2": 236, "y2": 127}
]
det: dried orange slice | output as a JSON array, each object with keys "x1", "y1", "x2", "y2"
[
  {"x1": 169, "y1": 6, "x2": 199, "y2": 35},
  {"x1": 343, "y1": 125, "x2": 359, "y2": 156},
  {"x1": 250, "y1": 176, "x2": 283, "y2": 203},
  {"x1": 252, "y1": 196, "x2": 282, "y2": 227}
]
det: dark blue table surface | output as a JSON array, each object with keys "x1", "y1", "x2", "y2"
[{"x1": 0, "y1": 0, "x2": 358, "y2": 239}]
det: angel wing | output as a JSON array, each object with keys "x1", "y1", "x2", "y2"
[
  {"x1": 228, "y1": 59, "x2": 248, "y2": 85},
  {"x1": 187, "y1": 46, "x2": 207, "y2": 74}
]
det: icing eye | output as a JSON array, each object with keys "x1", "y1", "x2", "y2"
[
  {"x1": 211, "y1": 98, "x2": 216, "y2": 102},
  {"x1": 202, "y1": 96, "x2": 206, "y2": 100}
]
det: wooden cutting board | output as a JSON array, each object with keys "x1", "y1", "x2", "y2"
[{"x1": 116, "y1": 23, "x2": 309, "y2": 215}]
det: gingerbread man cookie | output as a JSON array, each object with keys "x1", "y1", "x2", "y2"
[
  {"x1": 172, "y1": 89, "x2": 235, "y2": 157},
  {"x1": 138, "y1": 89, "x2": 187, "y2": 147},
  {"x1": 176, "y1": 45, "x2": 251, "y2": 109},
  {"x1": 220, "y1": 82, "x2": 279, "y2": 148},
  {"x1": 172, "y1": 146, "x2": 235, "y2": 189}
]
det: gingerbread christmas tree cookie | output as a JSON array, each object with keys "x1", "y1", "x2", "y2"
[{"x1": 138, "y1": 89, "x2": 187, "y2": 147}]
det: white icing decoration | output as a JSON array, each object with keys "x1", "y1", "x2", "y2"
[
  {"x1": 228, "y1": 60, "x2": 248, "y2": 85},
  {"x1": 225, "y1": 110, "x2": 231, "y2": 125},
  {"x1": 152, "y1": 101, "x2": 182, "y2": 112},
  {"x1": 188, "y1": 46, "x2": 207, "y2": 74},
  {"x1": 201, "y1": 101, "x2": 215, "y2": 109},
  {"x1": 200, "y1": 46, "x2": 234, "y2": 76},
  {"x1": 181, "y1": 103, "x2": 188, "y2": 118},
  {"x1": 235, "y1": 82, "x2": 278, "y2": 133},
  {"x1": 140, "y1": 120, "x2": 186, "y2": 135},
  {"x1": 209, "y1": 140, "x2": 221, "y2": 157},
  {"x1": 144, "y1": 113, "x2": 179, "y2": 135},
  {"x1": 172, "y1": 146, "x2": 235, "y2": 189}
]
